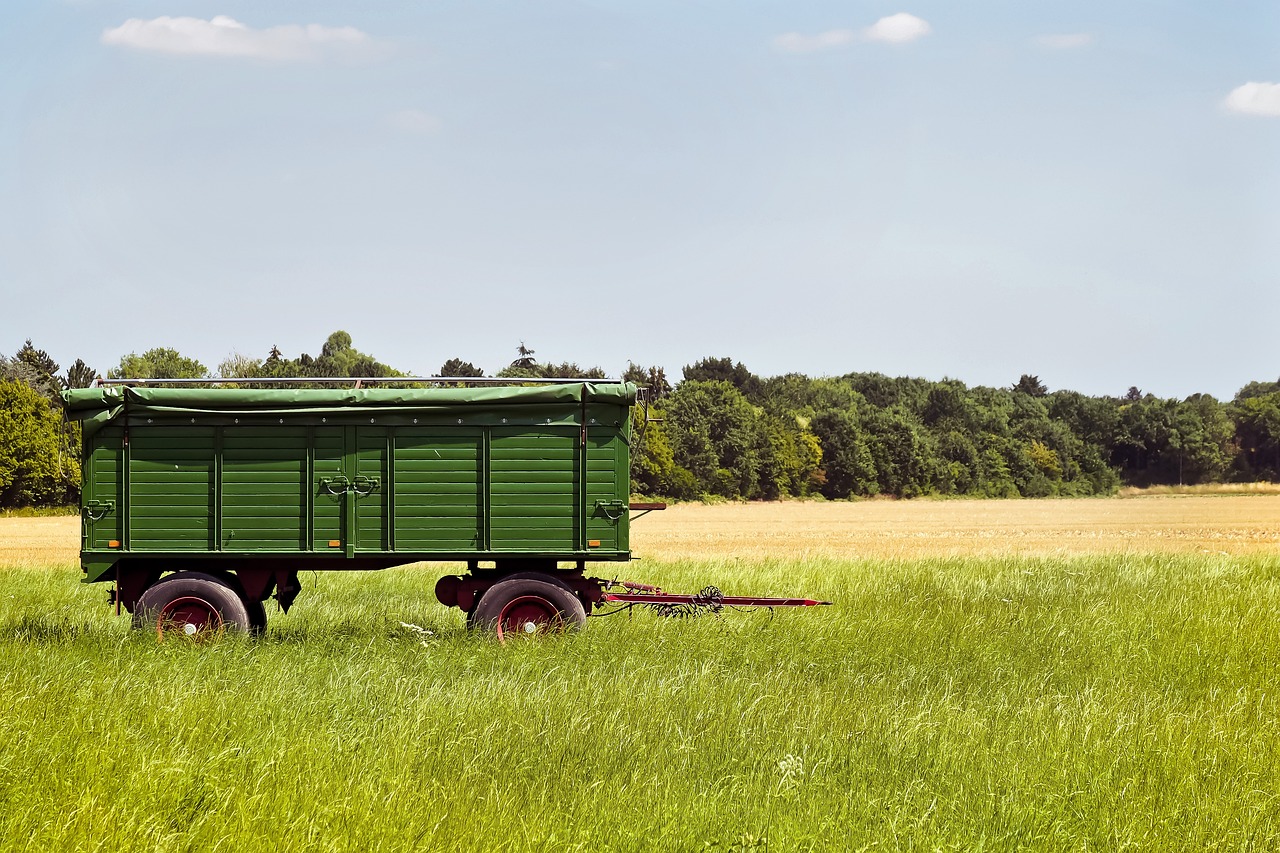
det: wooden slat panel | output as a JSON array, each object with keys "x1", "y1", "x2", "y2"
[
  {"x1": 354, "y1": 428, "x2": 386, "y2": 551},
  {"x1": 392, "y1": 429, "x2": 481, "y2": 551},
  {"x1": 312, "y1": 427, "x2": 345, "y2": 550},
  {"x1": 129, "y1": 427, "x2": 214, "y2": 550},
  {"x1": 221, "y1": 427, "x2": 307, "y2": 550},
  {"x1": 586, "y1": 430, "x2": 622, "y2": 550},
  {"x1": 88, "y1": 427, "x2": 123, "y2": 549},
  {"x1": 489, "y1": 429, "x2": 576, "y2": 551}
]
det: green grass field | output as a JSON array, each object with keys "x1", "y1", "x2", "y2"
[{"x1": 2, "y1": 548, "x2": 1278, "y2": 851}]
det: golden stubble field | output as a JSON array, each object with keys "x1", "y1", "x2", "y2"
[
  {"x1": 3, "y1": 494, "x2": 1278, "y2": 569},
  {"x1": 632, "y1": 494, "x2": 1280, "y2": 561}
]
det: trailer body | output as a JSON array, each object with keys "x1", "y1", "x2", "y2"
[{"x1": 64, "y1": 383, "x2": 636, "y2": 627}]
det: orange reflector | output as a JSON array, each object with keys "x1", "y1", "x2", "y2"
[
  {"x1": 588, "y1": 539, "x2": 600, "y2": 547},
  {"x1": 108, "y1": 540, "x2": 120, "y2": 549},
  {"x1": 328, "y1": 540, "x2": 341, "y2": 548}
]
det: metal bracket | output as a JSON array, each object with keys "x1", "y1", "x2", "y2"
[
  {"x1": 593, "y1": 499, "x2": 627, "y2": 521},
  {"x1": 83, "y1": 500, "x2": 116, "y2": 522}
]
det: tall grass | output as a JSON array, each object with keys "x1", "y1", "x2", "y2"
[
  {"x1": 1, "y1": 553, "x2": 1278, "y2": 851},
  {"x1": 1118, "y1": 482, "x2": 1280, "y2": 498},
  {"x1": 0, "y1": 506, "x2": 78, "y2": 518}
]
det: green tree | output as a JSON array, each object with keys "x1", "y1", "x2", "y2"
[
  {"x1": 0, "y1": 355, "x2": 42, "y2": 390},
  {"x1": 496, "y1": 359, "x2": 606, "y2": 380},
  {"x1": 1232, "y1": 391, "x2": 1280, "y2": 479},
  {"x1": 861, "y1": 407, "x2": 936, "y2": 497},
  {"x1": 845, "y1": 372, "x2": 933, "y2": 413},
  {"x1": 758, "y1": 375, "x2": 860, "y2": 420},
  {"x1": 539, "y1": 362, "x2": 607, "y2": 379},
  {"x1": 15, "y1": 340, "x2": 63, "y2": 398},
  {"x1": 1234, "y1": 379, "x2": 1280, "y2": 401},
  {"x1": 64, "y1": 359, "x2": 97, "y2": 390},
  {"x1": 1171, "y1": 394, "x2": 1235, "y2": 484},
  {"x1": 109, "y1": 348, "x2": 208, "y2": 380},
  {"x1": 1047, "y1": 390, "x2": 1119, "y2": 449},
  {"x1": 810, "y1": 409, "x2": 876, "y2": 498},
  {"x1": 440, "y1": 358, "x2": 484, "y2": 377},
  {"x1": 629, "y1": 412, "x2": 698, "y2": 499},
  {"x1": 0, "y1": 379, "x2": 79, "y2": 507},
  {"x1": 936, "y1": 429, "x2": 980, "y2": 495},
  {"x1": 510, "y1": 342, "x2": 538, "y2": 370},
  {"x1": 218, "y1": 352, "x2": 265, "y2": 380},
  {"x1": 622, "y1": 363, "x2": 671, "y2": 400},
  {"x1": 756, "y1": 414, "x2": 823, "y2": 499},
  {"x1": 254, "y1": 333, "x2": 402, "y2": 383},
  {"x1": 682, "y1": 357, "x2": 761, "y2": 400},
  {"x1": 311, "y1": 331, "x2": 399, "y2": 379},
  {"x1": 663, "y1": 380, "x2": 764, "y2": 498},
  {"x1": 1012, "y1": 374, "x2": 1048, "y2": 397}
]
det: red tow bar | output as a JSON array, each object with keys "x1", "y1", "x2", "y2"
[
  {"x1": 599, "y1": 580, "x2": 831, "y2": 615},
  {"x1": 602, "y1": 592, "x2": 831, "y2": 607}
]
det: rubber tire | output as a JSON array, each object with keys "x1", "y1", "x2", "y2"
[
  {"x1": 132, "y1": 572, "x2": 253, "y2": 636},
  {"x1": 463, "y1": 571, "x2": 582, "y2": 629},
  {"x1": 205, "y1": 570, "x2": 267, "y2": 636},
  {"x1": 470, "y1": 577, "x2": 588, "y2": 636}
]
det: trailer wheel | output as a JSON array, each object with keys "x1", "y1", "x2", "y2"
[
  {"x1": 471, "y1": 578, "x2": 587, "y2": 640},
  {"x1": 133, "y1": 573, "x2": 253, "y2": 639}
]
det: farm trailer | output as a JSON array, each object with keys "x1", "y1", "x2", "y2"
[{"x1": 63, "y1": 379, "x2": 827, "y2": 639}]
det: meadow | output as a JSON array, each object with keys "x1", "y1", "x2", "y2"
[{"x1": 1, "y1": 497, "x2": 1277, "y2": 851}]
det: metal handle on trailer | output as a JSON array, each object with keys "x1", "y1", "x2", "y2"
[
  {"x1": 350, "y1": 475, "x2": 380, "y2": 497},
  {"x1": 319, "y1": 476, "x2": 350, "y2": 496}
]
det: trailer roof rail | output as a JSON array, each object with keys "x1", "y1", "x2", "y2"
[{"x1": 95, "y1": 376, "x2": 623, "y2": 387}]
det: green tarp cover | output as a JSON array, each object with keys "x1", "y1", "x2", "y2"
[{"x1": 63, "y1": 383, "x2": 637, "y2": 438}]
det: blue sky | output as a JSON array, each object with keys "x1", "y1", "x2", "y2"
[{"x1": 1, "y1": 1, "x2": 1276, "y2": 398}]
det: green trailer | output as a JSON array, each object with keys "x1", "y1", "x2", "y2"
[{"x1": 63, "y1": 380, "x2": 654, "y2": 637}]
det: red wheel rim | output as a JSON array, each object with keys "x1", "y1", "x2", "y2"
[
  {"x1": 157, "y1": 596, "x2": 224, "y2": 640},
  {"x1": 495, "y1": 595, "x2": 564, "y2": 643}
]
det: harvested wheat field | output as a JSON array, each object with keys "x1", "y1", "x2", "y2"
[
  {"x1": 632, "y1": 494, "x2": 1280, "y2": 561},
  {"x1": 0, "y1": 515, "x2": 80, "y2": 569},
  {"x1": 3, "y1": 494, "x2": 1279, "y2": 570}
]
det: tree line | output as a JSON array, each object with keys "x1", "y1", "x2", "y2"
[
  {"x1": 2, "y1": 333, "x2": 1278, "y2": 508},
  {"x1": 629, "y1": 362, "x2": 1276, "y2": 501}
]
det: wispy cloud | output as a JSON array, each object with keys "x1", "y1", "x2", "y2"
[
  {"x1": 100, "y1": 15, "x2": 383, "y2": 62},
  {"x1": 389, "y1": 109, "x2": 441, "y2": 136},
  {"x1": 864, "y1": 13, "x2": 931, "y2": 45},
  {"x1": 1223, "y1": 82, "x2": 1280, "y2": 116},
  {"x1": 775, "y1": 13, "x2": 930, "y2": 53},
  {"x1": 1034, "y1": 33, "x2": 1096, "y2": 50}
]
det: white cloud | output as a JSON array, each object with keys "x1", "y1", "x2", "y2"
[
  {"x1": 389, "y1": 109, "x2": 441, "y2": 136},
  {"x1": 864, "y1": 13, "x2": 931, "y2": 45},
  {"x1": 1223, "y1": 82, "x2": 1280, "y2": 117},
  {"x1": 774, "y1": 14, "x2": 929, "y2": 53},
  {"x1": 100, "y1": 15, "x2": 381, "y2": 61},
  {"x1": 1034, "y1": 33, "x2": 1096, "y2": 50},
  {"x1": 773, "y1": 29, "x2": 856, "y2": 54}
]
